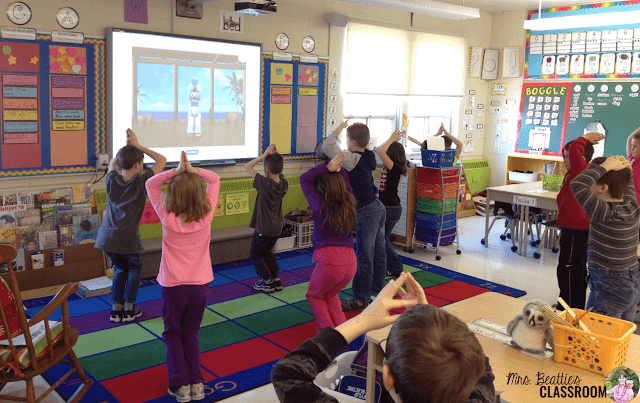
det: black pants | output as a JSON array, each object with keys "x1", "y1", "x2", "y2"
[
  {"x1": 249, "y1": 230, "x2": 280, "y2": 281},
  {"x1": 557, "y1": 228, "x2": 589, "y2": 310}
]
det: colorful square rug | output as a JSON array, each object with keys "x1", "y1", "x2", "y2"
[{"x1": 24, "y1": 248, "x2": 525, "y2": 403}]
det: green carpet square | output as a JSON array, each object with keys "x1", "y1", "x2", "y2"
[
  {"x1": 209, "y1": 293, "x2": 286, "y2": 319},
  {"x1": 74, "y1": 324, "x2": 158, "y2": 358},
  {"x1": 235, "y1": 306, "x2": 314, "y2": 335},
  {"x1": 403, "y1": 264, "x2": 422, "y2": 273},
  {"x1": 198, "y1": 321, "x2": 256, "y2": 352},
  {"x1": 269, "y1": 282, "x2": 309, "y2": 303},
  {"x1": 411, "y1": 270, "x2": 452, "y2": 288},
  {"x1": 292, "y1": 300, "x2": 313, "y2": 314},
  {"x1": 80, "y1": 340, "x2": 166, "y2": 381}
]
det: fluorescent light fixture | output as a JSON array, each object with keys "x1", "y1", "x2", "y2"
[
  {"x1": 336, "y1": 0, "x2": 480, "y2": 20},
  {"x1": 524, "y1": 9, "x2": 640, "y2": 30}
]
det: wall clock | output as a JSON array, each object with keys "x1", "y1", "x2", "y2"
[
  {"x1": 275, "y1": 33, "x2": 289, "y2": 50},
  {"x1": 6, "y1": 2, "x2": 31, "y2": 25},
  {"x1": 56, "y1": 7, "x2": 79, "y2": 30},
  {"x1": 302, "y1": 36, "x2": 315, "y2": 53}
]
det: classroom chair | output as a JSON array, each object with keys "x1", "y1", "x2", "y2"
[
  {"x1": 0, "y1": 242, "x2": 93, "y2": 403},
  {"x1": 533, "y1": 217, "x2": 561, "y2": 259}
]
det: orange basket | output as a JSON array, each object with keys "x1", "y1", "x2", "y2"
[{"x1": 552, "y1": 309, "x2": 637, "y2": 375}]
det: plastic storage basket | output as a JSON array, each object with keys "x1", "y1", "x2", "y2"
[
  {"x1": 421, "y1": 149, "x2": 456, "y2": 168},
  {"x1": 283, "y1": 219, "x2": 314, "y2": 248},
  {"x1": 543, "y1": 175, "x2": 564, "y2": 192},
  {"x1": 416, "y1": 198, "x2": 457, "y2": 215},
  {"x1": 552, "y1": 309, "x2": 637, "y2": 375},
  {"x1": 417, "y1": 182, "x2": 458, "y2": 192}
]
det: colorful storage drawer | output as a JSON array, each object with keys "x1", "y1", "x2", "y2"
[
  {"x1": 417, "y1": 167, "x2": 459, "y2": 179},
  {"x1": 415, "y1": 227, "x2": 456, "y2": 238},
  {"x1": 416, "y1": 197, "x2": 457, "y2": 214},
  {"x1": 421, "y1": 149, "x2": 456, "y2": 168},
  {"x1": 417, "y1": 189, "x2": 457, "y2": 200},
  {"x1": 415, "y1": 213, "x2": 456, "y2": 230},
  {"x1": 417, "y1": 182, "x2": 458, "y2": 192},
  {"x1": 414, "y1": 212, "x2": 456, "y2": 223},
  {"x1": 415, "y1": 234, "x2": 456, "y2": 244}
]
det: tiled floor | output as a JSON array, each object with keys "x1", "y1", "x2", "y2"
[{"x1": 219, "y1": 214, "x2": 576, "y2": 403}]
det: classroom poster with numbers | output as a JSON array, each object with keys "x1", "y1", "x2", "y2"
[
  {"x1": 261, "y1": 56, "x2": 327, "y2": 158},
  {"x1": 525, "y1": 1, "x2": 640, "y2": 79},
  {"x1": 0, "y1": 36, "x2": 105, "y2": 177}
]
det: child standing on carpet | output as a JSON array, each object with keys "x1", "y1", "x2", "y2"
[
  {"x1": 377, "y1": 131, "x2": 408, "y2": 278},
  {"x1": 244, "y1": 144, "x2": 289, "y2": 293},
  {"x1": 301, "y1": 154, "x2": 357, "y2": 334},
  {"x1": 146, "y1": 151, "x2": 220, "y2": 402},
  {"x1": 95, "y1": 128, "x2": 166, "y2": 324}
]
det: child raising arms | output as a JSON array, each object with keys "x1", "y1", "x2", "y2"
[
  {"x1": 301, "y1": 154, "x2": 357, "y2": 333},
  {"x1": 377, "y1": 131, "x2": 408, "y2": 278},
  {"x1": 146, "y1": 151, "x2": 220, "y2": 402}
]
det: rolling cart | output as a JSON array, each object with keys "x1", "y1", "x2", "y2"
[{"x1": 411, "y1": 150, "x2": 462, "y2": 260}]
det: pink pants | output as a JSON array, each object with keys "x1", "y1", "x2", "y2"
[{"x1": 306, "y1": 246, "x2": 357, "y2": 334}]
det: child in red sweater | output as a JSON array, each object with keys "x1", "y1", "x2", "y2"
[{"x1": 556, "y1": 132, "x2": 602, "y2": 310}]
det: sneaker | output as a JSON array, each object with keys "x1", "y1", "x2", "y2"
[
  {"x1": 122, "y1": 306, "x2": 143, "y2": 323},
  {"x1": 168, "y1": 386, "x2": 191, "y2": 402},
  {"x1": 190, "y1": 383, "x2": 205, "y2": 401},
  {"x1": 340, "y1": 297, "x2": 368, "y2": 312},
  {"x1": 109, "y1": 310, "x2": 123, "y2": 323},
  {"x1": 386, "y1": 270, "x2": 401, "y2": 278},
  {"x1": 272, "y1": 278, "x2": 283, "y2": 291},
  {"x1": 253, "y1": 279, "x2": 275, "y2": 293}
]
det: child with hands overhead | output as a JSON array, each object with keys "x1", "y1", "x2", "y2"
[
  {"x1": 377, "y1": 131, "x2": 409, "y2": 278},
  {"x1": 244, "y1": 144, "x2": 289, "y2": 293},
  {"x1": 300, "y1": 154, "x2": 357, "y2": 334},
  {"x1": 570, "y1": 155, "x2": 640, "y2": 322},
  {"x1": 271, "y1": 272, "x2": 495, "y2": 403},
  {"x1": 146, "y1": 151, "x2": 220, "y2": 402},
  {"x1": 555, "y1": 132, "x2": 601, "y2": 310},
  {"x1": 408, "y1": 123, "x2": 463, "y2": 159},
  {"x1": 95, "y1": 128, "x2": 166, "y2": 324}
]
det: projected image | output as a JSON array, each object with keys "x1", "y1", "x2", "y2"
[{"x1": 132, "y1": 48, "x2": 245, "y2": 148}]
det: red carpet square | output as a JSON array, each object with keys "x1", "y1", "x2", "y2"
[
  {"x1": 263, "y1": 321, "x2": 317, "y2": 351},
  {"x1": 200, "y1": 337, "x2": 289, "y2": 377},
  {"x1": 424, "y1": 280, "x2": 488, "y2": 302},
  {"x1": 101, "y1": 364, "x2": 217, "y2": 403}
]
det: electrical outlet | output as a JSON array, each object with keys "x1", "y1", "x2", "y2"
[{"x1": 96, "y1": 153, "x2": 110, "y2": 170}]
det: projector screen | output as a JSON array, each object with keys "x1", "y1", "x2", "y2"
[{"x1": 107, "y1": 28, "x2": 262, "y2": 164}]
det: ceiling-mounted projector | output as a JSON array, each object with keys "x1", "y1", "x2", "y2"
[{"x1": 235, "y1": 0, "x2": 276, "y2": 16}]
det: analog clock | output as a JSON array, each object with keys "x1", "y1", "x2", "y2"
[
  {"x1": 302, "y1": 36, "x2": 315, "y2": 53},
  {"x1": 56, "y1": 7, "x2": 79, "y2": 30},
  {"x1": 275, "y1": 33, "x2": 289, "y2": 51},
  {"x1": 6, "y1": 2, "x2": 31, "y2": 25}
]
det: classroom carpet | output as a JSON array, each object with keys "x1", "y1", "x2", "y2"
[{"x1": 24, "y1": 248, "x2": 526, "y2": 403}]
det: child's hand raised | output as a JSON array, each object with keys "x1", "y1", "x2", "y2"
[
  {"x1": 175, "y1": 151, "x2": 187, "y2": 174},
  {"x1": 601, "y1": 155, "x2": 631, "y2": 172},
  {"x1": 583, "y1": 132, "x2": 605, "y2": 144},
  {"x1": 327, "y1": 154, "x2": 344, "y2": 172},
  {"x1": 183, "y1": 152, "x2": 198, "y2": 174},
  {"x1": 339, "y1": 117, "x2": 351, "y2": 130},
  {"x1": 396, "y1": 272, "x2": 428, "y2": 305},
  {"x1": 264, "y1": 144, "x2": 277, "y2": 156},
  {"x1": 357, "y1": 273, "x2": 419, "y2": 331},
  {"x1": 390, "y1": 131, "x2": 404, "y2": 142},
  {"x1": 126, "y1": 129, "x2": 139, "y2": 148}
]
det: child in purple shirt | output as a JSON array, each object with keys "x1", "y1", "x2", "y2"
[{"x1": 301, "y1": 155, "x2": 357, "y2": 333}]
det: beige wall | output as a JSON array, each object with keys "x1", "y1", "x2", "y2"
[{"x1": 1, "y1": 0, "x2": 498, "y2": 193}]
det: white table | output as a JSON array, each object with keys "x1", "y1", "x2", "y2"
[{"x1": 483, "y1": 181, "x2": 559, "y2": 256}]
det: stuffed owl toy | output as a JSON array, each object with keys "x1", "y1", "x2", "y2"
[{"x1": 506, "y1": 299, "x2": 554, "y2": 354}]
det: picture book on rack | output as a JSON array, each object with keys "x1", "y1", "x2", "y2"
[
  {"x1": 73, "y1": 214, "x2": 99, "y2": 245},
  {"x1": 72, "y1": 184, "x2": 94, "y2": 205},
  {"x1": 16, "y1": 209, "x2": 41, "y2": 227},
  {"x1": 39, "y1": 230, "x2": 59, "y2": 249},
  {"x1": 57, "y1": 225, "x2": 73, "y2": 247},
  {"x1": 17, "y1": 226, "x2": 42, "y2": 252},
  {"x1": 54, "y1": 205, "x2": 73, "y2": 227}
]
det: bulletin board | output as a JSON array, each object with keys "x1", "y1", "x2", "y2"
[
  {"x1": 517, "y1": 81, "x2": 640, "y2": 156},
  {"x1": 524, "y1": 1, "x2": 640, "y2": 79},
  {"x1": 0, "y1": 35, "x2": 105, "y2": 177},
  {"x1": 261, "y1": 55, "x2": 327, "y2": 158}
]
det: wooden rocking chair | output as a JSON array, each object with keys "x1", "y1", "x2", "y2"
[{"x1": 0, "y1": 242, "x2": 92, "y2": 402}]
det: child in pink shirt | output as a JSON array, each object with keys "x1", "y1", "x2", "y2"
[
  {"x1": 146, "y1": 151, "x2": 220, "y2": 402},
  {"x1": 626, "y1": 128, "x2": 640, "y2": 203}
]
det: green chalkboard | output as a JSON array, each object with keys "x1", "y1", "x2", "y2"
[{"x1": 565, "y1": 82, "x2": 640, "y2": 157}]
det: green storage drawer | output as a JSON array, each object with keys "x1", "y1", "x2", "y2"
[
  {"x1": 416, "y1": 197, "x2": 456, "y2": 215},
  {"x1": 461, "y1": 159, "x2": 491, "y2": 196}
]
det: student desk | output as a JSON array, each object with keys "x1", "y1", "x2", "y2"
[
  {"x1": 364, "y1": 292, "x2": 640, "y2": 403},
  {"x1": 483, "y1": 181, "x2": 559, "y2": 256}
]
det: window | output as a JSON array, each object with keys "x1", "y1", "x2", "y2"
[{"x1": 342, "y1": 22, "x2": 465, "y2": 150}]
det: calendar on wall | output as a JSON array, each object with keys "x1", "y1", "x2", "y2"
[{"x1": 525, "y1": 1, "x2": 640, "y2": 79}]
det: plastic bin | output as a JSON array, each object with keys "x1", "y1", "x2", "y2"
[
  {"x1": 417, "y1": 189, "x2": 457, "y2": 200},
  {"x1": 283, "y1": 219, "x2": 314, "y2": 248},
  {"x1": 415, "y1": 234, "x2": 455, "y2": 244},
  {"x1": 415, "y1": 227, "x2": 456, "y2": 238},
  {"x1": 542, "y1": 175, "x2": 564, "y2": 192},
  {"x1": 314, "y1": 351, "x2": 362, "y2": 403},
  {"x1": 416, "y1": 198, "x2": 457, "y2": 215},
  {"x1": 417, "y1": 167, "x2": 459, "y2": 179},
  {"x1": 273, "y1": 235, "x2": 296, "y2": 252},
  {"x1": 508, "y1": 171, "x2": 539, "y2": 182},
  {"x1": 461, "y1": 159, "x2": 491, "y2": 195},
  {"x1": 552, "y1": 309, "x2": 637, "y2": 376},
  {"x1": 417, "y1": 182, "x2": 458, "y2": 192},
  {"x1": 414, "y1": 211, "x2": 456, "y2": 223},
  {"x1": 414, "y1": 213, "x2": 456, "y2": 230},
  {"x1": 421, "y1": 149, "x2": 456, "y2": 168}
]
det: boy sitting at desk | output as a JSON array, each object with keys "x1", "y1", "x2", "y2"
[
  {"x1": 570, "y1": 155, "x2": 640, "y2": 322},
  {"x1": 271, "y1": 272, "x2": 496, "y2": 403}
]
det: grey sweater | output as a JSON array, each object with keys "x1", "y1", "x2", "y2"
[{"x1": 570, "y1": 163, "x2": 640, "y2": 271}]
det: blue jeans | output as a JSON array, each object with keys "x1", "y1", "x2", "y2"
[
  {"x1": 384, "y1": 206, "x2": 403, "y2": 277},
  {"x1": 352, "y1": 199, "x2": 386, "y2": 303},
  {"x1": 106, "y1": 252, "x2": 143, "y2": 311},
  {"x1": 585, "y1": 266, "x2": 640, "y2": 323}
]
